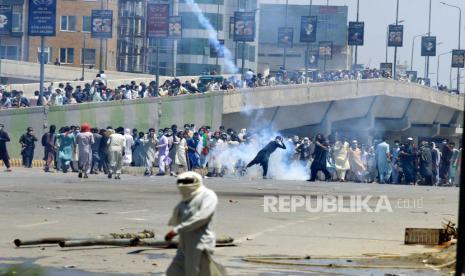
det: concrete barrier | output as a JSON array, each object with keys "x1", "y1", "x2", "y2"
[{"x1": 0, "y1": 92, "x2": 224, "y2": 158}]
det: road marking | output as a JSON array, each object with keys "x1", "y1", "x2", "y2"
[
  {"x1": 117, "y1": 209, "x2": 149, "y2": 214},
  {"x1": 16, "y1": 220, "x2": 59, "y2": 228},
  {"x1": 233, "y1": 214, "x2": 337, "y2": 245},
  {"x1": 125, "y1": 218, "x2": 148, "y2": 221}
]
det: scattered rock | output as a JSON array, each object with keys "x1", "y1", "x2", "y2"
[
  {"x1": 96, "y1": 212, "x2": 108, "y2": 215},
  {"x1": 152, "y1": 263, "x2": 158, "y2": 266},
  {"x1": 64, "y1": 265, "x2": 76, "y2": 269}
]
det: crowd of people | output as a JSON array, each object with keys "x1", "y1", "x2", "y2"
[
  {"x1": 0, "y1": 67, "x2": 456, "y2": 109},
  {"x1": 0, "y1": 122, "x2": 460, "y2": 186}
]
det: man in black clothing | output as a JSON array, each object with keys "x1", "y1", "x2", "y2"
[
  {"x1": 308, "y1": 134, "x2": 331, "y2": 181},
  {"x1": 0, "y1": 124, "x2": 11, "y2": 171},
  {"x1": 418, "y1": 141, "x2": 433, "y2": 186},
  {"x1": 246, "y1": 136, "x2": 287, "y2": 179},
  {"x1": 19, "y1": 127, "x2": 37, "y2": 168},
  {"x1": 399, "y1": 138, "x2": 416, "y2": 184},
  {"x1": 439, "y1": 141, "x2": 454, "y2": 185},
  {"x1": 42, "y1": 125, "x2": 56, "y2": 172}
]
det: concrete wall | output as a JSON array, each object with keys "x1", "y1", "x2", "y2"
[{"x1": 0, "y1": 93, "x2": 223, "y2": 158}]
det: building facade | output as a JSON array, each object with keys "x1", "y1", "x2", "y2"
[
  {"x1": 117, "y1": 0, "x2": 259, "y2": 76},
  {"x1": 0, "y1": 0, "x2": 118, "y2": 72}
]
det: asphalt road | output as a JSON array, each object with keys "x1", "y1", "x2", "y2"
[{"x1": 0, "y1": 168, "x2": 459, "y2": 275}]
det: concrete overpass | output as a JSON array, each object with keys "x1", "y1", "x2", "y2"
[
  {"x1": 0, "y1": 78, "x2": 463, "y2": 158},
  {"x1": 222, "y1": 79, "x2": 464, "y2": 142}
]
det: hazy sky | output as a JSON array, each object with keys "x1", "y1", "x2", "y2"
[{"x1": 274, "y1": 0, "x2": 465, "y2": 86}]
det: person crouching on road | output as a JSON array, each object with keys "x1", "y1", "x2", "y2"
[
  {"x1": 107, "y1": 127, "x2": 126, "y2": 180},
  {"x1": 165, "y1": 171, "x2": 226, "y2": 276}
]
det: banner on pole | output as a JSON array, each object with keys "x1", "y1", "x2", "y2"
[
  {"x1": 380, "y1": 62, "x2": 393, "y2": 75},
  {"x1": 168, "y1": 16, "x2": 182, "y2": 39},
  {"x1": 421, "y1": 36, "x2": 436, "y2": 56},
  {"x1": 210, "y1": 39, "x2": 224, "y2": 58},
  {"x1": 388, "y1": 24, "x2": 403, "y2": 47},
  {"x1": 0, "y1": 5, "x2": 12, "y2": 35},
  {"x1": 300, "y1": 16, "x2": 317, "y2": 43},
  {"x1": 91, "y1": 10, "x2": 113, "y2": 38},
  {"x1": 278, "y1": 27, "x2": 293, "y2": 48},
  {"x1": 319, "y1": 41, "x2": 333, "y2": 60},
  {"x1": 28, "y1": 0, "x2": 56, "y2": 36},
  {"x1": 233, "y1": 11, "x2": 255, "y2": 42},
  {"x1": 452, "y1": 50, "x2": 465, "y2": 68},
  {"x1": 348, "y1": 21, "x2": 364, "y2": 46},
  {"x1": 147, "y1": 3, "x2": 169, "y2": 38},
  {"x1": 308, "y1": 47, "x2": 319, "y2": 68}
]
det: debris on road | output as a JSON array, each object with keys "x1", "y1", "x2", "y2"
[
  {"x1": 404, "y1": 220, "x2": 457, "y2": 245},
  {"x1": 14, "y1": 230, "x2": 155, "y2": 247}
]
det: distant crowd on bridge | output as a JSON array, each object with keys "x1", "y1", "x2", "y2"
[
  {"x1": 0, "y1": 122, "x2": 460, "y2": 187},
  {"x1": 0, "y1": 68, "x2": 458, "y2": 109}
]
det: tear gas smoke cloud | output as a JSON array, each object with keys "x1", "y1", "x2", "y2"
[
  {"x1": 212, "y1": 90, "x2": 309, "y2": 181},
  {"x1": 184, "y1": 0, "x2": 238, "y2": 74}
]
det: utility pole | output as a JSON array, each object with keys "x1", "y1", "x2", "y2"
[
  {"x1": 99, "y1": 0, "x2": 103, "y2": 71},
  {"x1": 393, "y1": 0, "x2": 399, "y2": 80},
  {"x1": 354, "y1": 0, "x2": 360, "y2": 67},
  {"x1": 282, "y1": 0, "x2": 288, "y2": 70},
  {"x1": 425, "y1": 0, "x2": 432, "y2": 81},
  {"x1": 304, "y1": 0, "x2": 312, "y2": 83}
]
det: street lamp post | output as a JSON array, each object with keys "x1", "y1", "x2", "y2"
[
  {"x1": 425, "y1": 0, "x2": 432, "y2": 80},
  {"x1": 393, "y1": 0, "x2": 400, "y2": 80},
  {"x1": 82, "y1": 33, "x2": 86, "y2": 81},
  {"x1": 282, "y1": 0, "x2": 289, "y2": 70},
  {"x1": 354, "y1": 0, "x2": 360, "y2": 67},
  {"x1": 410, "y1": 33, "x2": 425, "y2": 71},
  {"x1": 441, "y1": 2, "x2": 461, "y2": 92},
  {"x1": 437, "y1": 50, "x2": 452, "y2": 88}
]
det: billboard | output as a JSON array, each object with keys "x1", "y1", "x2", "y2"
[
  {"x1": 348, "y1": 21, "x2": 364, "y2": 46},
  {"x1": 147, "y1": 3, "x2": 169, "y2": 38},
  {"x1": 210, "y1": 39, "x2": 224, "y2": 58},
  {"x1": 380, "y1": 62, "x2": 393, "y2": 75},
  {"x1": 28, "y1": 0, "x2": 56, "y2": 36},
  {"x1": 300, "y1": 16, "x2": 317, "y2": 43},
  {"x1": 319, "y1": 41, "x2": 333, "y2": 59},
  {"x1": 0, "y1": 5, "x2": 11, "y2": 35},
  {"x1": 91, "y1": 10, "x2": 112, "y2": 39},
  {"x1": 388, "y1": 24, "x2": 403, "y2": 47},
  {"x1": 421, "y1": 36, "x2": 436, "y2": 57},
  {"x1": 278, "y1": 27, "x2": 293, "y2": 48},
  {"x1": 452, "y1": 50, "x2": 465, "y2": 68},
  {"x1": 168, "y1": 16, "x2": 182, "y2": 39},
  {"x1": 233, "y1": 11, "x2": 255, "y2": 42}
]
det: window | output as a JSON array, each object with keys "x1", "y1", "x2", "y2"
[
  {"x1": 59, "y1": 48, "x2": 74, "y2": 64},
  {"x1": 37, "y1": 47, "x2": 51, "y2": 63},
  {"x1": 82, "y1": 48, "x2": 96, "y2": 65},
  {"x1": 12, "y1": 12, "x2": 21, "y2": 32},
  {"x1": 0, "y1": 45, "x2": 19, "y2": 60},
  {"x1": 82, "y1": 16, "x2": 91, "y2": 32},
  {"x1": 61, "y1": 16, "x2": 76, "y2": 31}
]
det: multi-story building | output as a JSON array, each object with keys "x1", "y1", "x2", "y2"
[
  {"x1": 117, "y1": 0, "x2": 259, "y2": 76},
  {"x1": 0, "y1": 0, "x2": 118, "y2": 71},
  {"x1": 257, "y1": 0, "x2": 351, "y2": 74}
]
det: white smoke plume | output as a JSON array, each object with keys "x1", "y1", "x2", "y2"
[{"x1": 184, "y1": 0, "x2": 238, "y2": 73}]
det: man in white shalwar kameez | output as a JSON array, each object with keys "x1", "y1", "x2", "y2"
[
  {"x1": 165, "y1": 172, "x2": 226, "y2": 276},
  {"x1": 143, "y1": 128, "x2": 158, "y2": 176},
  {"x1": 123, "y1": 128, "x2": 134, "y2": 166},
  {"x1": 107, "y1": 127, "x2": 126, "y2": 179}
]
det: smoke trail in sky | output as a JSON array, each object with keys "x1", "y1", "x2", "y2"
[{"x1": 184, "y1": 0, "x2": 238, "y2": 73}]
